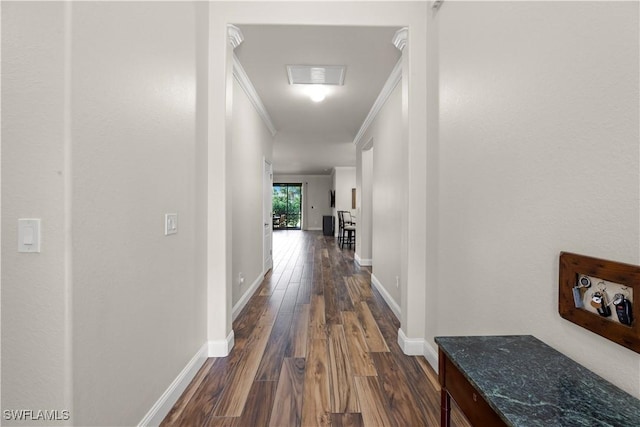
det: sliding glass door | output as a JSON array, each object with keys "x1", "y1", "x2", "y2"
[{"x1": 272, "y1": 183, "x2": 302, "y2": 230}]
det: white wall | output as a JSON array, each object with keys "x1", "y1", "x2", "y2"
[
  {"x1": 2, "y1": 3, "x2": 70, "y2": 423},
  {"x1": 72, "y1": 3, "x2": 208, "y2": 424},
  {"x1": 232, "y1": 78, "x2": 274, "y2": 307},
  {"x1": 274, "y1": 174, "x2": 332, "y2": 231},
  {"x1": 358, "y1": 85, "x2": 404, "y2": 306},
  {"x1": 431, "y1": 1, "x2": 640, "y2": 396},
  {"x1": 2, "y1": 2, "x2": 209, "y2": 425}
]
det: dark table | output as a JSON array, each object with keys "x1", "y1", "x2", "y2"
[{"x1": 435, "y1": 335, "x2": 640, "y2": 427}]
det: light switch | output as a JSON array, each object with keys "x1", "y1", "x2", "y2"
[
  {"x1": 18, "y1": 219, "x2": 41, "y2": 253},
  {"x1": 165, "y1": 213, "x2": 178, "y2": 236}
]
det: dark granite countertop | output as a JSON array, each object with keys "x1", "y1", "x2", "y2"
[{"x1": 435, "y1": 335, "x2": 640, "y2": 427}]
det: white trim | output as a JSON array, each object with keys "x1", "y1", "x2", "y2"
[
  {"x1": 353, "y1": 59, "x2": 402, "y2": 147},
  {"x1": 307, "y1": 227, "x2": 322, "y2": 231},
  {"x1": 138, "y1": 343, "x2": 208, "y2": 427},
  {"x1": 392, "y1": 27, "x2": 408, "y2": 51},
  {"x1": 232, "y1": 272, "x2": 264, "y2": 321},
  {"x1": 354, "y1": 253, "x2": 372, "y2": 266},
  {"x1": 398, "y1": 328, "x2": 425, "y2": 356},
  {"x1": 232, "y1": 54, "x2": 277, "y2": 136},
  {"x1": 370, "y1": 273, "x2": 401, "y2": 320},
  {"x1": 227, "y1": 24, "x2": 244, "y2": 49},
  {"x1": 423, "y1": 341, "x2": 439, "y2": 374},
  {"x1": 208, "y1": 331, "x2": 235, "y2": 357}
]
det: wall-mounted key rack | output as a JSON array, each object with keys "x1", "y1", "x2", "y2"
[{"x1": 559, "y1": 252, "x2": 640, "y2": 354}]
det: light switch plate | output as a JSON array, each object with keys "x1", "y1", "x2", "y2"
[
  {"x1": 18, "y1": 218, "x2": 41, "y2": 253},
  {"x1": 165, "y1": 213, "x2": 178, "y2": 236}
]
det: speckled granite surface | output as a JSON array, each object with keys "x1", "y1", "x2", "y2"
[{"x1": 435, "y1": 335, "x2": 640, "y2": 427}]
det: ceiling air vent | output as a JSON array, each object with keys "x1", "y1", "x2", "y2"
[{"x1": 287, "y1": 65, "x2": 346, "y2": 85}]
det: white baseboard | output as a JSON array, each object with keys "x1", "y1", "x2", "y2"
[
  {"x1": 138, "y1": 343, "x2": 208, "y2": 427},
  {"x1": 232, "y1": 272, "x2": 264, "y2": 321},
  {"x1": 307, "y1": 227, "x2": 322, "y2": 231},
  {"x1": 370, "y1": 273, "x2": 401, "y2": 320},
  {"x1": 423, "y1": 341, "x2": 439, "y2": 374},
  {"x1": 208, "y1": 330, "x2": 235, "y2": 357},
  {"x1": 354, "y1": 253, "x2": 372, "y2": 266},
  {"x1": 398, "y1": 328, "x2": 425, "y2": 356}
]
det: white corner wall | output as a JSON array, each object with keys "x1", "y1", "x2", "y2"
[
  {"x1": 432, "y1": 1, "x2": 640, "y2": 396},
  {"x1": 231, "y1": 78, "x2": 274, "y2": 307},
  {"x1": 358, "y1": 84, "x2": 403, "y2": 308},
  {"x1": 274, "y1": 174, "x2": 332, "y2": 231},
  {"x1": 2, "y1": 3, "x2": 71, "y2": 422},
  {"x1": 72, "y1": 3, "x2": 208, "y2": 424},
  {"x1": 3, "y1": 2, "x2": 210, "y2": 425}
]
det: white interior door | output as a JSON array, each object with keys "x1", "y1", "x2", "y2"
[{"x1": 263, "y1": 159, "x2": 273, "y2": 273}]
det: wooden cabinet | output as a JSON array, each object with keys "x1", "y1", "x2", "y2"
[{"x1": 438, "y1": 348, "x2": 506, "y2": 427}]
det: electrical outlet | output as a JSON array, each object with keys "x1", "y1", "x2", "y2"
[{"x1": 238, "y1": 273, "x2": 245, "y2": 286}]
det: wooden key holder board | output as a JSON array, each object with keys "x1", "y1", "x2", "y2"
[{"x1": 559, "y1": 252, "x2": 640, "y2": 354}]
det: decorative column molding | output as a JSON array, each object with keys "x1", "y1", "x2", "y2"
[
  {"x1": 227, "y1": 24, "x2": 244, "y2": 49},
  {"x1": 392, "y1": 27, "x2": 408, "y2": 52}
]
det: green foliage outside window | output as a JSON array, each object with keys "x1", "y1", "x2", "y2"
[{"x1": 273, "y1": 184, "x2": 301, "y2": 228}]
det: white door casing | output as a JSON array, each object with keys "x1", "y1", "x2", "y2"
[{"x1": 263, "y1": 159, "x2": 273, "y2": 273}]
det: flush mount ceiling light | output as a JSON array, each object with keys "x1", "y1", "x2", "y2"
[
  {"x1": 287, "y1": 65, "x2": 346, "y2": 102},
  {"x1": 287, "y1": 65, "x2": 346, "y2": 85},
  {"x1": 305, "y1": 85, "x2": 329, "y2": 103}
]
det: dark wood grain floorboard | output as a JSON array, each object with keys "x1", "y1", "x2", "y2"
[
  {"x1": 231, "y1": 379, "x2": 276, "y2": 427},
  {"x1": 269, "y1": 357, "x2": 305, "y2": 427},
  {"x1": 162, "y1": 230, "x2": 470, "y2": 427}
]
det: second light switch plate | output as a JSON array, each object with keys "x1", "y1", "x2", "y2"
[{"x1": 165, "y1": 213, "x2": 178, "y2": 236}]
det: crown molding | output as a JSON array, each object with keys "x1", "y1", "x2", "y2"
[
  {"x1": 353, "y1": 58, "x2": 402, "y2": 147},
  {"x1": 228, "y1": 25, "x2": 244, "y2": 49},
  {"x1": 392, "y1": 27, "x2": 408, "y2": 51},
  {"x1": 232, "y1": 54, "x2": 277, "y2": 137}
]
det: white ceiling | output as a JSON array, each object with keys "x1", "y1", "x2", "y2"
[{"x1": 234, "y1": 25, "x2": 401, "y2": 175}]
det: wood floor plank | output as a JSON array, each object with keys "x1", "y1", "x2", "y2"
[
  {"x1": 164, "y1": 355, "x2": 237, "y2": 426},
  {"x1": 296, "y1": 279, "x2": 312, "y2": 305},
  {"x1": 309, "y1": 294, "x2": 327, "y2": 340},
  {"x1": 291, "y1": 304, "x2": 310, "y2": 358},
  {"x1": 390, "y1": 351, "x2": 443, "y2": 426},
  {"x1": 255, "y1": 309, "x2": 294, "y2": 381},
  {"x1": 327, "y1": 325, "x2": 360, "y2": 413},
  {"x1": 231, "y1": 379, "x2": 276, "y2": 427},
  {"x1": 416, "y1": 355, "x2": 441, "y2": 392},
  {"x1": 260, "y1": 272, "x2": 282, "y2": 296},
  {"x1": 205, "y1": 417, "x2": 236, "y2": 427},
  {"x1": 324, "y1": 276, "x2": 341, "y2": 326},
  {"x1": 212, "y1": 298, "x2": 281, "y2": 417},
  {"x1": 269, "y1": 358, "x2": 305, "y2": 427},
  {"x1": 301, "y1": 339, "x2": 332, "y2": 427},
  {"x1": 345, "y1": 277, "x2": 362, "y2": 306},
  {"x1": 280, "y1": 281, "x2": 300, "y2": 314},
  {"x1": 353, "y1": 274, "x2": 373, "y2": 299},
  {"x1": 356, "y1": 302, "x2": 389, "y2": 353},
  {"x1": 341, "y1": 311, "x2": 377, "y2": 376},
  {"x1": 354, "y1": 376, "x2": 396, "y2": 427},
  {"x1": 371, "y1": 351, "x2": 431, "y2": 426},
  {"x1": 162, "y1": 231, "x2": 451, "y2": 427},
  {"x1": 330, "y1": 413, "x2": 364, "y2": 427},
  {"x1": 160, "y1": 358, "x2": 215, "y2": 426}
]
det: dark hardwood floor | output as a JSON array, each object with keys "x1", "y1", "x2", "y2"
[{"x1": 161, "y1": 230, "x2": 470, "y2": 427}]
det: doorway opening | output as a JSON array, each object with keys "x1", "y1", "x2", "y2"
[{"x1": 272, "y1": 183, "x2": 302, "y2": 230}]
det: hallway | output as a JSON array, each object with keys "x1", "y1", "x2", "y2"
[{"x1": 161, "y1": 231, "x2": 468, "y2": 426}]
